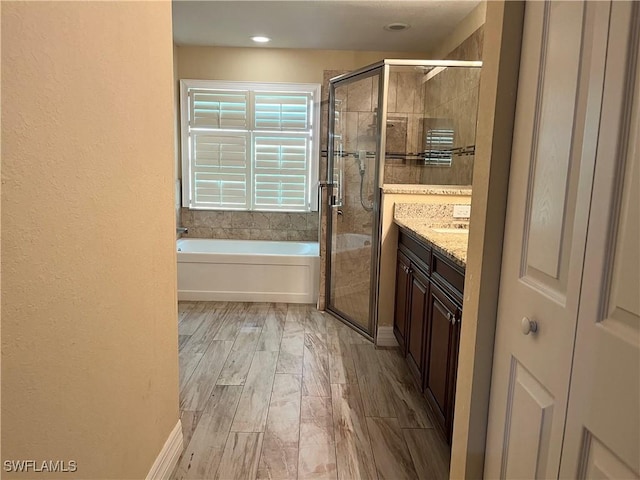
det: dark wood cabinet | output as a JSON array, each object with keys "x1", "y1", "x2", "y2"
[
  {"x1": 393, "y1": 251, "x2": 411, "y2": 353},
  {"x1": 406, "y1": 266, "x2": 428, "y2": 384},
  {"x1": 393, "y1": 227, "x2": 465, "y2": 445},
  {"x1": 424, "y1": 281, "x2": 461, "y2": 443}
]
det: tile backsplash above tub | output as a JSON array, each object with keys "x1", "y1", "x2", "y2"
[{"x1": 181, "y1": 209, "x2": 319, "y2": 241}]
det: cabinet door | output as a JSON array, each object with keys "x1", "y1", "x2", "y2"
[
  {"x1": 446, "y1": 306, "x2": 462, "y2": 443},
  {"x1": 406, "y1": 266, "x2": 428, "y2": 387},
  {"x1": 393, "y1": 251, "x2": 411, "y2": 353},
  {"x1": 424, "y1": 281, "x2": 457, "y2": 438}
]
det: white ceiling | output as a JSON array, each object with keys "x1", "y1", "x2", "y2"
[{"x1": 172, "y1": 1, "x2": 480, "y2": 52}]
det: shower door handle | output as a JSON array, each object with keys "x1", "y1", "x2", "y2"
[{"x1": 321, "y1": 182, "x2": 339, "y2": 207}]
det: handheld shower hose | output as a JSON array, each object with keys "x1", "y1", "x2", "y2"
[{"x1": 357, "y1": 151, "x2": 374, "y2": 212}]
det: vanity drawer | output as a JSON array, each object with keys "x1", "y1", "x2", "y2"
[
  {"x1": 431, "y1": 251, "x2": 465, "y2": 302},
  {"x1": 399, "y1": 229, "x2": 431, "y2": 271}
]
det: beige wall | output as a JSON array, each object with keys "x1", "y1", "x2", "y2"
[
  {"x1": 176, "y1": 46, "x2": 429, "y2": 84},
  {"x1": 429, "y1": 1, "x2": 487, "y2": 59},
  {"x1": 450, "y1": 1, "x2": 525, "y2": 478},
  {"x1": 2, "y1": 2, "x2": 180, "y2": 479}
]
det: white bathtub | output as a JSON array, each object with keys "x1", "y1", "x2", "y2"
[{"x1": 177, "y1": 239, "x2": 320, "y2": 303}]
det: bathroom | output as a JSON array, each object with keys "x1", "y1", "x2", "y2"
[
  {"x1": 173, "y1": 1, "x2": 484, "y2": 478},
  {"x1": 6, "y1": 1, "x2": 637, "y2": 478}
]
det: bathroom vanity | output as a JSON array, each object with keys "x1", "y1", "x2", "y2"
[{"x1": 392, "y1": 217, "x2": 467, "y2": 445}]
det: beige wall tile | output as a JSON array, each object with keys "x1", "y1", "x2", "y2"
[
  {"x1": 347, "y1": 76, "x2": 373, "y2": 112},
  {"x1": 182, "y1": 211, "x2": 320, "y2": 240},
  {"x1": 387, "y1": 72, "x2": 399, "y2": 113},
  {"x1": 395, "y1": 72, "x2": 418, "y2": 114}
]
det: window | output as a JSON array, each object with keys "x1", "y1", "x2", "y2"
[
  {"x1": 421, "y1": 117, "x2": 455, "y2": 166},
  {"x1": 180, "y1": 80, "x2": 321, "y2": 212},
  {"x1": 424, "y1": 127, "x2": 454, "y2": 166}
]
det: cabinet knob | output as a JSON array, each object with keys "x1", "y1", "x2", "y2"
[{"x1": 521, "y1": 317, "x2": 538, "y2": 335}]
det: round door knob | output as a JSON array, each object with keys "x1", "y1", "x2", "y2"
[{"x1": 521, "y1": 317, "x2": 538, "y2": 335}]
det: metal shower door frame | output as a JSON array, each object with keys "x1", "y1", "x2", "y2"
[
  {"x1": 324, "y1": 59, "x2": 483, "y2": 343},
  {"x1": 325, "y1": 62, "x2": 388, "y2": 341}
]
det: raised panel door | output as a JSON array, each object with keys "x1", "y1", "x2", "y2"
[
  {"x1": 425, "y1": 281, "x2": 458, "y2": 440},
  {"x1": 406, "y1": 266, "x2": 428, "y2": 386},
  {"x1": 485, "y1": 2, "x2": 612, "y2": 477},
  {"x1": 394, "y1": 251, "x2": 411, "y2": 353},
  {"x1": 560, "y1": 3, "x2": 640, "y2": 477}
]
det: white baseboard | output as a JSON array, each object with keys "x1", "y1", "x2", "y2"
[
  {"x1": 377, "y1": 326, "x2": 399, "y2": 347},
  {"x1": 146, "y1": 419, "x2": 183, "y2": 480}
]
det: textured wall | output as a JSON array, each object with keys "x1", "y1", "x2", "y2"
[{"x1": 2, "y1": 2, "x2": 179, "y2": 478}]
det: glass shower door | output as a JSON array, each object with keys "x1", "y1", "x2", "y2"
[{"x1": 326, "y1": 70, "x2": 380, "y2": 337}]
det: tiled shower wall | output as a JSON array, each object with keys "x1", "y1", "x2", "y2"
[
  {"x1": 383, "y1": 71, "x2": 430, "y2": 184},
  {"x1": 332, "y1": 73, "x2": 379, "y2": 238},
  {"x1": 420, "y1": 26, "x2": 483, "y2": 185},
  {"x1": 383, "y1": 26, "x2": 484, "y2": 185}
]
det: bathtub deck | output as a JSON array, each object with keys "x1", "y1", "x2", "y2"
[{"x1": 173, "y1": 301, "x2": 450, "y2": 480}]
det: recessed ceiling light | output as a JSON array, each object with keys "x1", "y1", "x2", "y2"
[
  {"x1": 251, "y1": 36, "x2": 271, "y2": 43},
  {"x1": 384, "y1": 23, "x2": 410, "y2": 32}
]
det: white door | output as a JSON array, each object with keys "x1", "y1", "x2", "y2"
[
  {"x1": 559, "y1": 2, "x2": 640, "y2": 477},
  {"x1": 484, "y1": 2, "x2": 614, "y2": 478}
]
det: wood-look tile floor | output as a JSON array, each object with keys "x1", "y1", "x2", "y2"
[{"x1": 173, "y1": 301, "x2": 450, "y2": 480}]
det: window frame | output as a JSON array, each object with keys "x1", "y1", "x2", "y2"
[{"x1": 180, "y1": 79, "x2": 321, "y2": 212}]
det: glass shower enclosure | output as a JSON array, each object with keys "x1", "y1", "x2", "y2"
[{"x1": 325, "y1": 59, "x2": 482, "y2": 340}]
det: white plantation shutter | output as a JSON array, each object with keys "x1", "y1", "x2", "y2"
[
  {"x1": 190, "y1": 90, "x2": 248, "y2": 129},
  {"x1": 254, "y1": 135, "x2": 309, "y2": 209},
  {"x1": 424, "y1": 128, "x2": 455, "y2": 166},
  {"x1": 254, "y1": 92, "x2": 311, "y2": 130},
  {"x1": 191, "y1": 132, "x2": 249, "y2": 208},
  {"x1": 181, "y1": 80, "x2": 320, "y2": 211}
]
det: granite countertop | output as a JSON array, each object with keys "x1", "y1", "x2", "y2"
[
  {"x1": 394, "y1": 217, "x2": 469, "y2": 268},
  {"x1": 382, "y1": 184, "x2": 473, "y2": 196}
]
